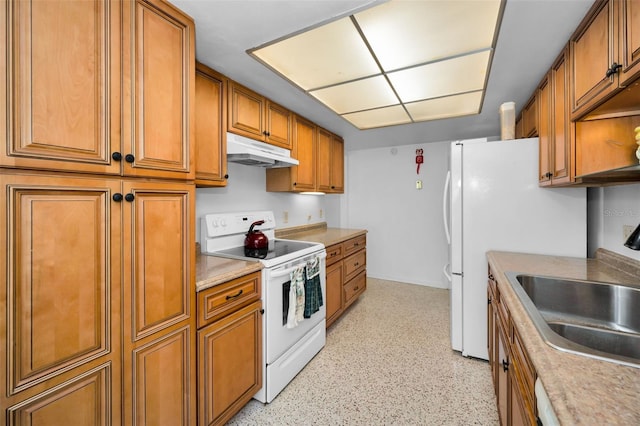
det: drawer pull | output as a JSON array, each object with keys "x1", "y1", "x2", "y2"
[
  {"x1": 354, "y1": 262, "x2": 359, "y2": 267},
  {"x1": 225, "y1": 289, "x2": 243, "y2": 300},
  {"x1": 502, "y1": 359, "x2": 509, "y2": 372},
  {"x1": 354, "y1": 286, "x2": 359, "y2": 291}
]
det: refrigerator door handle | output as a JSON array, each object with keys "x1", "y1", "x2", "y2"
[
  {"x1": 443, "y1": 263, "x2": 452, "y2": 281},
  {"x1": 442, "y1": 170, "x2": 451, "y2": 244}
]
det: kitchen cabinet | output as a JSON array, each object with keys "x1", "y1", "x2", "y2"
[
  {"x1": 266, "y1": 115, "x2": 317, "y2": 192},
  {"x1": 2, "y1": 0, "x2": 197, "y2": 423},
  {"x1": 570, "y1": 0, "x2": 640, "y2": 120},
  {"x1": 195, "y1": 63, "x2": 228, "y2": 187},
  {"x1": 521, "y1": 95, "x2": 538, "y2": 138},
  {"x1": 515, "y1": 115, "x2": 524, "y2": 139},
  {"x1": 324, "y1": 235, "x2": 367, "y2": 328},
  {"x1": 488, "y1": 267, "x2": 537, "y2": 426},
  {"x1": 197, "y1": 272, "x2": 262, "y2": 426},
  {"x1": 539, "y1": 47, "x2": 573, "y2": 186},
  {"x1": 317, "y1": 129, "x2": 345, "y2": 193},
  {"x1": 227, "y1": 80, "x2": 292, "y2": 150}
]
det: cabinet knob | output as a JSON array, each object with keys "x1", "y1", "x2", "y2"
[
  {"x1": 124, "y1": 193, "x2": 135, "y2": 202},
  {"x1": 112, "y1": 193, "x2": 123, "y2": 202},
  {"x1": 224, "y1": 174, "x2": 229, "y2": 179},
  {"x1": 488, "y1": 297, "x2": 492, "y2": 305},
  {"x1": 502, "y1": 359, "x2": 509, "y2": 372},
  {"x1": 112, "y1": 152, "x2": 122, "y2": 161},
  {"x1": 605, "y1": 62, "x2": 622, "y2": 78},
  {"x1": 293, "y1": 182, "x2": 297, "y2": 186},
  {"x1": 125, "y1": 154, "x2": 135, "y2": 163}
]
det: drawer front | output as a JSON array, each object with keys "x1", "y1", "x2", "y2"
[
  {"x1": 344, "y1": 249, "x2": 366, "y2": 281},
  {"x1": 325, "y1": 243, "x2": 343, "y2": 266},
  {"x1": 344, "y1": 271, "x2": 366, "y2": 308},
  {"x1": 343, "y1": 234, "x2": 366, "y2": 257},
  {"x1": 197, "y1": 272, "x2": 261, "y2": 328}
]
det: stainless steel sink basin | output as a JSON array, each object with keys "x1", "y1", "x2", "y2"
[{"x1": 505, "y1": 272, "x2": 640, "y2": 368}]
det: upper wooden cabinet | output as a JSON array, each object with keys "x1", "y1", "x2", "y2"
[
  {"x1": 540, "y1": 47, "x2": 573, "y2": 187},
  {"x1": 228, "y1": 81, "x2": 292, "y2": 150},
  {"x1": 2, "y1": 0, "x2": 122, "y2": 175},
  {"x1": 195, "y1": 63, "x2": 228, "y2": 187},
  {"x1": 266, "y1": 115, "x2": 317, "y2": 192},
  {"x1": 329, "y1": 134, "x2": 345, "y2": 193},
  {"x1": 2, "y1": 0, "x2": 195, "y2": 180},
  {"x1": 570, "y1": 0, "x2": 640, "y2": 120},
  {"x1": 521, "y1": 95, "x2": 538, "y2": 138}
]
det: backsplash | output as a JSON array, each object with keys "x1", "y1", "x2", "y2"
[
  {"x1": 195, "y1": 162, "x2": 342, "y2": 243},
  {"x1": 588, "y1": 183, "x2": 640, "y2": 261}
]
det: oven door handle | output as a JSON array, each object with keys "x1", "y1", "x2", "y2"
[{"x1": 270, "y1": 252, "x2": 327, "y2": 278}]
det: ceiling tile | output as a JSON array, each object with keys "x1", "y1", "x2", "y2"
[
  {"x1": 387, "y1": 50, "x2": 491, "y2": 103},
  {"x1": 342, "y1": 105, "x2": 411, "y2": 129},
  {"x1": 405, "y1": 91, "x2": 483, "y2": 121},
  {"x1": 355, "y1": 0, "x2": 502, "y2": 71},
  {"x1": 310, "y1": 75, "x2": 398, "y2": 114},
  {"x1": 252, "y1": 17, "x2": 380, "y2": 90}
]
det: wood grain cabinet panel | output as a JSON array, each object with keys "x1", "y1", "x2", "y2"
[
  {"x1": 329, "y1": 134, "x2": 345, "y2": 193},
  {"x1": 620, "y1": 0, "x2": 640, "y2": 86},
  {"x1": 325, "y1": 260, "x2": 344, "y2": 327},
  {"x1": 2, "y1": 0, "x2": 122, "y2": 175},
  {"x1": 129, "y1": 326, "x2": 194, "y2": 426},
  {"x1": 550, "y1": 48, "x2": 572, "y2": 185},
  {"x1": 198, "y1": 300, "x2": 262, "y2": 426},
  {"x1": 6, "y1": 364, "x2": 113, "y2": 426},
  {"x1": 316, "y1": 128, "x2": 332, "y2": 193},
  {"x1": 521, "y1": 95, "x2": 538, "y2": 138},
  {"x1": 265, "y1": 102, "x2": 292, "y2": 149},
  {"x1": 197, "y1": 272, "x2": 261, "y2": 327},
  {"x1": 228, "y1": 81, "x2": 266, "y2": 139},
  {"x1": 195, "y1": 63, "x2": 227, "y2": 187},
  {"x1": 123, "y1": 0, "x2": 195, "y2": 180}
]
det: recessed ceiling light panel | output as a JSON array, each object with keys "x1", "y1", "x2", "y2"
[
  {"x1": 342, "y1": 105, "x2": 411, "y2": 129},
  {"x1": 310, "y1": 75, "x2": 398, "y2": 114},
  {"x1": 405, "y1": 91, "x2": 483, "y2": 121}
]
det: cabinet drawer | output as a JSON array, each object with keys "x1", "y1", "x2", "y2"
[
  {"x1": 344, "y1": 270, "x2": 366, "y2": 308},
  {"x1": 343, "y1": 235, "x2": 366, "y2": 257},
  {"x1": 197, "y1": 272, "x2": 261, "y2": 328},
  {"x1": 325, "y1": 243, "x2": 343, "y2": 266},
  {"x1": 344, "y1": 249, "x2": 366, "y2": 282}
]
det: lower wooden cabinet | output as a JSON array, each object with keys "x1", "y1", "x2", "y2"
[
  {"x1": 325, "y1": 234, "x2": 367, "y2": 328},
  {"x1": 488, "y1": 266, "x2": 537, "y2": 426},
  {"x1": 197, "y1": 272, "x2": 262, "y2": 426}
]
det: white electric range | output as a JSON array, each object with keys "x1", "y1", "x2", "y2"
[{"x1": 201, "y1": 211, "x2": 326, "y2": 403}]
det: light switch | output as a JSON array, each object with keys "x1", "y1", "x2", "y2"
[{"x1": 416, "y1": 180, "x2": 422, "y2": 189}]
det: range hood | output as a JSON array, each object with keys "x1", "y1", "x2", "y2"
[{"x1": 226, "y1": 132, "x2": 299, "y2": 168}]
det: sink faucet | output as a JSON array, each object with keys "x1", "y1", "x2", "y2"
[{"x1": 625, "y1": 222, "x2": 640, "y2": 250}]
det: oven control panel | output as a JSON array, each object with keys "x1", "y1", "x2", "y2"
[{"x1": 202, "y1": 211, "x2": 276, "y2": 238}]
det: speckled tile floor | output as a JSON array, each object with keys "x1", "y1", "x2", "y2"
[{"x1": 227, "y1": 278, "x2": 499, "y2": 425}]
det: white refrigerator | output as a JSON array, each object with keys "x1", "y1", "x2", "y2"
[{"x1": 442, "y1": 137, "x2": 586, "y2": 360}]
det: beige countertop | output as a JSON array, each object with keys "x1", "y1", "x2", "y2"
[
  {"x1": 276, "y1": 224, "x2": 367, "y2": 247},
  {"x1": 487, "y1": 250, "x2": 640, "y2": 425},
  {"x1": 195, "y1": 252, "x2": 262, "y2": 292}
]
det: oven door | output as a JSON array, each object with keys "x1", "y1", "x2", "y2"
[{"x1": 264, "y1": 250, "x2": 327, "y2": 365}]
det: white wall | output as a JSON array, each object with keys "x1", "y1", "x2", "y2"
[
  {"x1": 196, "y1": 162, "x2": 343, "y2": 242},
  {"x1": 345, "y1": 141, "x2": 450, "y2": 288},
  {"x1": 587, "y1": 184, "x2": 640, "y2": 261}
]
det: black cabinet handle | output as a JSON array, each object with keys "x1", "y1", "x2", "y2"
[
  {"x1": 488, "y1": 297, "x2": 492, "y2": 305},
  {"x1": 605, "y1": 62, "x2": 622, "y2": 78},
  {"x1": 125, "y1": 154, "x2": 135, "y2": 163},
  {"x1": 488, "y1": 274, "x2": 494, "y2": 280},
  {"x1": 224, "y1": 174, "x2": 229, "y2": 179},
  {"x1": 225, "y1": 289, "x2": 243, "y2": 300},
  {"x1": 124, "y1": 193, "x2": 135, "y2": 202},
  {"x1": 502, "y1": 359, "x2": 509, "y2": 372},
  {"x1": 260, "y1": 309, "x2": 265, "y2": 315},
  {"x1": 112, "y1": 152, "x2": 122, "y2": 161},
  {"x1": 112, "y1": 193, "x2": 123, "y2": 202},
  {"x1": 293, "y1": 182, "x2": 297, "y2": 186}
]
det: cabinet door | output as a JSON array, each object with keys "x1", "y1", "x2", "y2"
[
  {"x1": 2, "y1": 0, "x2": 122, "y2": 175},
  {"x1": 1, "y1": 174, "x2": 121, "y2": 416},
  {"x1": 487, "y1": 286, "x2": 496, "y2": 390},
  {"x1": 124, "y1": 0, "x2": 195, "y2": 180},
  {"x1": 326, "y1": 261, "x2": 344, "y2": 328},
  {"x1": 195, "y1": 63, "x2": 227, "y2": 187},
  {"x1": 198, "y1": 301, "x2": 262, "y2": 426},
  {"x1": 620, "y1": 0, "x2": 640, "y2": 86},
  {"x1": 228, "y1": 81, "x2": 265, "y2": 140},
  {"x1": 496, "y1": 321, "x2": 509, "y2": 426},
  {"x1": 291, "y1": 116, "x2": 317, "y2": 191},
  {"x1": 316, "y1": 128, "x2": 332, "y2": 192},
  {"x1": 522, "y1": 95, "x2": 538, "y2": 138},
  {"x1": 570, "y1": 0, "x2": 618, "y2": 119},
  {"x1": 551, "y1": 48, "x2": 571, "y2": 185},
  {"x1": 266, "y1": 101, "x2": 292, "y2": 149},
  {"x1": 538, "y1": 74, "x2": 552, "y2": 186},
  {"x1": 329, "y1": 135, "x2": 345, "y2": 193},
  {"x1": 122, "y1": 181, "x2": 196, "y2": 425}
]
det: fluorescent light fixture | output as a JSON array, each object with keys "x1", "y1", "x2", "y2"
[{"x1": 250, "y1": 0, "x2": 504, "y2": 130}]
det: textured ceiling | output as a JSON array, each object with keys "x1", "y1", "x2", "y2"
[{"x1": 170, "y1": 0, "x2": 594, "y2": 151}]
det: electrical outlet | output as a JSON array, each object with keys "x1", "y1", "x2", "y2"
[
  {"x1": 319, "y1": 209, "x2": 323, "y2": 218},
  {"x1": 283, "y1": 211, "x2": 288, "y2": 224},
  {"x1": 623, "y1": 225, "x2": 635, "y2": 240}
]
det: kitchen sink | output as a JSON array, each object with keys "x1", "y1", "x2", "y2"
[{"x1": 504, "y1": 272, "x2": 640, "y2": 368}]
